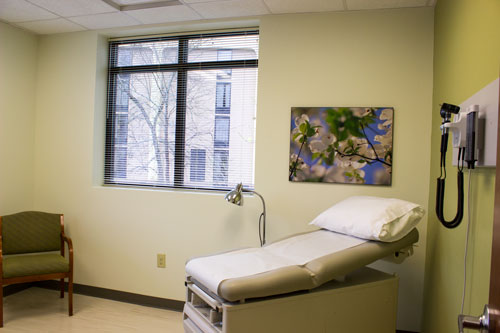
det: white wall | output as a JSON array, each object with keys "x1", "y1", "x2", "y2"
[
  {"x1": 32, "y1": 8, "x2": 434, "y2": 331},
  {"x1": 0, "y1": 22, "x2": 37, "y2": 214}
]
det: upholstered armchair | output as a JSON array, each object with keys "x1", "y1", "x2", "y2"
[{"x1": 0, "y1": 211, "x2": 73, "y2": 327}]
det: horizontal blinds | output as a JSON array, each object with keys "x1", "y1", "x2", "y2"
[{"x1": 105, "y1": 30, "x2": 259, "y2": 191}]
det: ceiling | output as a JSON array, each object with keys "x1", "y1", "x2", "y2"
[{"x1": 0, "y1": 0, "x2": 436, "y2": 35}]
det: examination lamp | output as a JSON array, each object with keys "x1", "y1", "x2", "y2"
[{"x1": 225, "y1": 183, "x2": 267, "y2": 247}]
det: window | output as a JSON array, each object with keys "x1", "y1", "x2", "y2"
[
  {"x1": 215, "y1": 82, "x2": 231, "y2": 114},
  {"x1": 190, "y1": 149, "x2": 206, "y2": 182},
  {"x1": 213, "y1": 150, "x2": 229, "y2": 184},
  {"x1": 214, "y1": 116, "x2": 230, "y2": 148},
  {"x1": 105, "y1": 31, "x2": 259, "y2": 190},
  {"x1": 217, "y1": 50, "x2": 232, "y2": 79}
]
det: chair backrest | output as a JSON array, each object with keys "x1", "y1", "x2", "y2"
[{"x1": 1, "y1": 211, "x2": 62, "y2": 255}]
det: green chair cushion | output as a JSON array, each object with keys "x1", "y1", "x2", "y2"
[
  {"x1": 3, "y1": 253, "x2": 69, "y2": 279},
  {"x1": 2, "y1": 211, "x2": 62, "y2": 255}
]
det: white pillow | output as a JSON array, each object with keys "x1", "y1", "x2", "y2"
[{"x1": 309, "y1": 196, "x2": 424, "y2": 242}]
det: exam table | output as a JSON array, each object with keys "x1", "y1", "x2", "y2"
[{"x1": 183, "y1": 227, "x2": 419, "y2": 333}]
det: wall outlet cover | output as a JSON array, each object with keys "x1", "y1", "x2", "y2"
[{"x1": 157, "y1": 253, "x2": 166, "y2": 268}]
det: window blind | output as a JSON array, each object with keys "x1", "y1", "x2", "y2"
[{"x1": 105, "y1": 30, "x2": 259, "y2": 191}]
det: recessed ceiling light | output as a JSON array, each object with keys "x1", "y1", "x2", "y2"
[{"x1": 102, "y1": 0, "x2": 182, "y2": 11}]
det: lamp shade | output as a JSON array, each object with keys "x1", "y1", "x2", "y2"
[{"x1": 225, "y1": 183, "x2": 244, "y2": 206}]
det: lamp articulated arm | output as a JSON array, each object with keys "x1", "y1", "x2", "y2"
[{"x1": 246, "y1": 189, "x2": 266, "y2": 246}]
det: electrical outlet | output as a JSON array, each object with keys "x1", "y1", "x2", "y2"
[{"x1": 157, "y1": 253, "x2": 166, "y2": 268}]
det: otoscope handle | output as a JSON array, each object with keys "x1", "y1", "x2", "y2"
[{"x1": 440, "y1": 132, "x2": 449, "y2": 153}]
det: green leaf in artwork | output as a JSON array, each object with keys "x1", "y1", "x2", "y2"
[
  {"x1": 349, "y1": 127, "x2": 364, "y2": 138},
  {"x1": 337, "y1": 130, "x2": 348, "y2": 141},
  {"x1": 307, "y1": 128, "x2": 316, "y2": 137},
  {"x1": 325, "y1": 151, "x2": 335, "y2": 165},
  {"x1": 360, "y1": 112, "x2": 376, "y2": 125},
  {"x1": 299, "y1": 122, "x2": 307, "y2": 133}
]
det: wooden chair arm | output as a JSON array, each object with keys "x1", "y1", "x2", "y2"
[
  {"x1": 61, "y1": 233, "x2": 73, "y2": 267},
  {"x1": 62, "y1": 234, "x2": 73, "y2": 249}
]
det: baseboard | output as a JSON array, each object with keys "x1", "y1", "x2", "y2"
[
  {"x1": 3, "y1": 282, "x2": 33, "y2": 297},
  {"x1": 35, "y1": 281, "x2": 184, "y2": 312},
  {"x1": 396, "y1": 330, "x2": 418, "y2": 333}
]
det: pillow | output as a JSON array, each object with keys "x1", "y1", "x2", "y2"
[{"x1": 309, "y1": 196, "x2": 424, "y2": 242}]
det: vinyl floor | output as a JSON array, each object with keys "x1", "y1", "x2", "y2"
[{"x1": 0, "y1": 287, "x2": 184, "y2": 332}]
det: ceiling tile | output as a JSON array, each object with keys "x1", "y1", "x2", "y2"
[
  {"x1": 0, "y1": 0, "x2": 58, "y2": 22},
  {"x1": 15, "y1": 18, "x2": 86, "y2": 34},
  {"x1": 346, "y1": 0, "x2": 428, "y2": 10},
  {"x1": 68, "y1": 12, "x2": 141, "y2": 29},
  {"x1": 124, "y1": 5, "x2": 202, "y2": 24},
  {"x1": 263, "y1": 0, "x2": 344, "y2": 14},
  {"x1": 26, "y1": 0, "x2": 117, "y2": 17},
  {"x1": 189, "y1": 0, "x2": 270, "y2": 19}
]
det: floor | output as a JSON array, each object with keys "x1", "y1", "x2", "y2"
[{"x1": 1, "y1": 287, "x2": 184, "y2": 332}]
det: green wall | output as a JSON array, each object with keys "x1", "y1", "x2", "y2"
[{"x1": 423, "y1": 0, "x2": 500, "y2": 332}]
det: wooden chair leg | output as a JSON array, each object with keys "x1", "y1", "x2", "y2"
[
  {"x1": 60, "y1": 278, "x2": 64, "y2": 298},
  {"x1": 0, "y1": 284, "x2": 3, "y2": 327},
  {"x1": 68, "y1": 274, "x2": 73, "y2": 316}
]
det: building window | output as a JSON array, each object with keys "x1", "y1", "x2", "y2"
[
  {"x1": 105, "y1": 31, "x2": 259, "y2": 190},
  {"x1": 190, "y1": 149, "x2": 206, "y2": 182},
  {"x1": 213, "y1": 150, "x2": 229, "y2": 184},
  {"x1": 215, "y1": 82, "x2": 231, "y2": 114},
  {"x1": 217, "y1": 50, "x2": 232, "y2": 79},
  {"x1": 214, "y1": 116, "x2": 230, "y2": 148}
]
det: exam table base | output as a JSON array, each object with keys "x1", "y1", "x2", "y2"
[{"x1": 183, "y1": 267, "x2": 399, "y2": 333}]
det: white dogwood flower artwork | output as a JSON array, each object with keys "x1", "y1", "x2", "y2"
[{"x1": 289, "y1": 107, "x2": 393, "y2": 185}]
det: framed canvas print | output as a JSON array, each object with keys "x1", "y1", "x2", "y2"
[{"x1": 289, "y1": 107, "x2": 393, "y2": 185}]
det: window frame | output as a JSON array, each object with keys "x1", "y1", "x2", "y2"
[{"x1": 105, "y1": 30, "x2": 259, "y2": 191}]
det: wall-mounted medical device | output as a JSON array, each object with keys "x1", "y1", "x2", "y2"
[
  {"x1": 452, "y1": 78, "x2": 499, "y2": 167},
  {"x1": 436, "y1": 103, "x2": 486, "y2": 228},
  {"x1": 443, "y1": 104, "x2": 484, "y2": 169},
  {"x1": 435, "y1": 77, "x2": 500, "y2": 229},
  {"x1": 436, "y1": 102, "x2": 465, "y2": 229}
]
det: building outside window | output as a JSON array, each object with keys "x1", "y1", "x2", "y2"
[
  {"x1": 215, "y1": 82, "x2": 231, "y2": 114},
  {"x1": 105, "y1": 31, "x2": 259, "y2": 190},
  {"x1": 190, "y1": 149, "x2": 206, "y2": 182}
]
